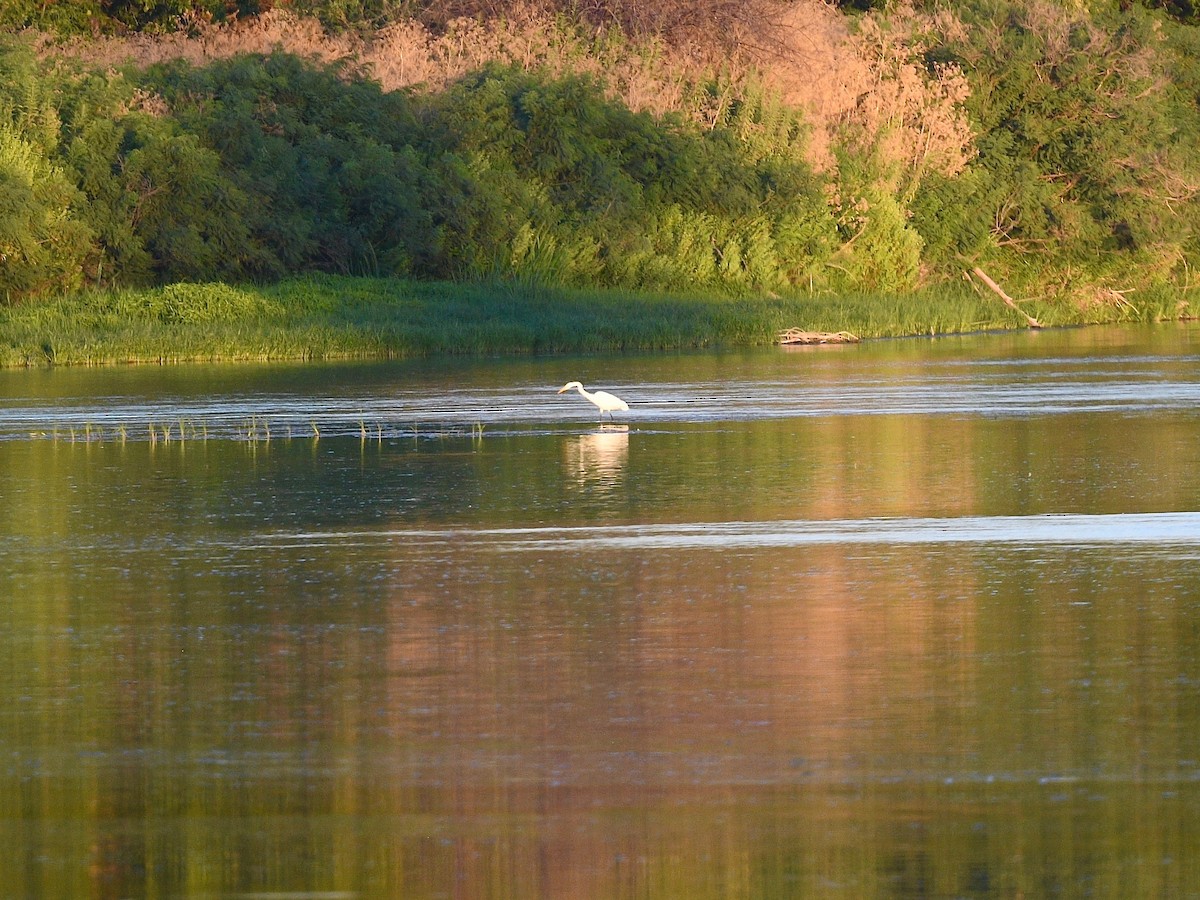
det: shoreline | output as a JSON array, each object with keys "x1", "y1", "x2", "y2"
[{"x1": 0, "y1": 275, "x2": 1190, "y2": 369}]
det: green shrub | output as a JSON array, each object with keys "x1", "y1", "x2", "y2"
[
  {"x1": 913, "y1": 0, "x2": 1200, "y2": 297},
  {"x1": 0, "y1": 0, "x2": 103, "y2": 34},
  {"x1": 153, "y1": 282, "x2": 278, "y2": 322},
  {"x1": 1, "y1": 0, "x2": 270, "y2": 34},
  {"x1": 146, "y1": 52, "x2": 439, "y2": 278},
  {"x1": 830, "y1": 151, "x2": 924, "y2": 294},
  {"x1": 64, "y1": 117, "x2": 156, "y2": 285},
  {"x1": 0, "y1": 127, "x2": 95, "y2": 302},
  {"x1": 425, "y1": 65, "x2": 832, "y2": 291},
  {"x1": 124, "y1": 129, "x2": 255, "y2": 282}
]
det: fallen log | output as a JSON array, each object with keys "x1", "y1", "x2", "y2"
[
  {"x1": 776, "y1": 328, "x2": 860, "y2": 345},
  {"x1": 970, "y1": 266, "x2": 1041, "y2": 328}
]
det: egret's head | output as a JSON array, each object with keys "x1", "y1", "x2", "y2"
[{"x1": 558, "y1": 381, "x2": 582, "y2": 394}]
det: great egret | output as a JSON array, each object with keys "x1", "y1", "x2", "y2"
[{"x1": 557, "y1": 381, "x2": 629, "y2": 419}]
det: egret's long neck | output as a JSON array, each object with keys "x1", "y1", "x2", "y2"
[{"x1": 575, "y1": 385, "x2": 594, "y2": 402}]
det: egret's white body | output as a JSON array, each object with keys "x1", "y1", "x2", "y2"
[{"x1": 557, "y1": 381, "x2": 629, "y2": 419}]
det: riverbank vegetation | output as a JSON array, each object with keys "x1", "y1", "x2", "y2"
[
  {"x1": 3, "y1": 0, "x2": 1200, "y2": 363},
  {"x1": 0, "y1": 275, "x2": 1176, "y2": 367}
]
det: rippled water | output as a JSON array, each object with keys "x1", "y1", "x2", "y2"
[
  {"x1": 2, "y1": 323, "x2": 1197, "y2": 440},
  {"x1": 2, "y1": 324, "x2": 1199, "y2": 898}
]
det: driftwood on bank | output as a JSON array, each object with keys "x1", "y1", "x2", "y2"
[
  {"x1": 969, "y1": 266, "x2": 1042, "y2": 328},
  {"x1": 776, "y1": 328, "x2": 860, "y2": 345}
]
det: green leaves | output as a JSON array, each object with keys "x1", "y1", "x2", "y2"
[
  {"x1": 913, "y1": 0, "x2": 1200, "y2": 296},
  {"x1": 0, "y1": 127, "x2": 94, "y2": 302},
  {"x1": 426, "y1": 65, "x2": 830, "y2": 291},
  {"x1": 12, "y1": 1, "x2": 1200, "y2": 309}
]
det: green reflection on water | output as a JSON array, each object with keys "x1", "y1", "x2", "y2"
[{"x1": 2, "y1": 330, "x2": 1200, "y2": 898}]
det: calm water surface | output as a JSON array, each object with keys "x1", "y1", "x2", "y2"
[{"x1": 2, "y1": 324, "x2": 1199, "y2": 898}]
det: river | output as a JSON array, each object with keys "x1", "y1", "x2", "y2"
[{"x1": 2, "y1": 324, "x2": 1199, "y2": 898}]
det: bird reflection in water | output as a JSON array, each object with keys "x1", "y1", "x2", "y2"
[{"x1": 564, "y1": 424, "x2": 629, "y2": 487}]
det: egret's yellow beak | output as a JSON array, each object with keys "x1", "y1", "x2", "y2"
[{"x1": 557, "y1": 386, "x2": 570, "y2": 394}]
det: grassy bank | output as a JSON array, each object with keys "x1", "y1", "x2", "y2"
[{"x1": 0, "y1": 276, "x2": 1187, "y2": 367}]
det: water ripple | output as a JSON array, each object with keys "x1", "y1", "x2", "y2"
[
  {"x1": 272, "y1": 512, "x2": 1200, "y2": 552},
  {"x1": 1, "y1": 350, "x2": 1198, "y2": 441}
]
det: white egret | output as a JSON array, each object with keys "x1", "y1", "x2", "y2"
[{"x1": 557, "y1": 381, "x2": 629, "y2": 419}]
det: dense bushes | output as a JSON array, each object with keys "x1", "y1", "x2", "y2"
[
  {"x1": 418, "y1": 66, "x2": 831, "y2": 289},
  {"x1": 0, "y1": 127, "x2": 93, "y2": 298},
  {"x1": 908, "y1": 0, "x2": 1200, "y2": 300},
  {"x1": 0, "y1": 47, "x2": 93, "y2": 298},
  {"x1": 147, "y1": 52, "x2": 439, "y2": 279},
  {"x1": 6, "y1": 0, "x2": 1200, "y2": 312},
  {"x1": 0, "y1": 41, "x2": 833, "y2": 300},
  {"x1": 1, "y1": 0, "x2": 257, "y2": 33},
  {"x1": 3, "y1": 0, "x2": 795, "y2": 45}
]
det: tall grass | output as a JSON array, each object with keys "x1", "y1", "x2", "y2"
[{"x1": 0, "y1": 275, "x2": 1187, "y2": 367}]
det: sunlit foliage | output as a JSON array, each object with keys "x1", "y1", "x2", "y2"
[{"x1": 5, "y1": 0, "x2": 1200, "y2": 317}]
